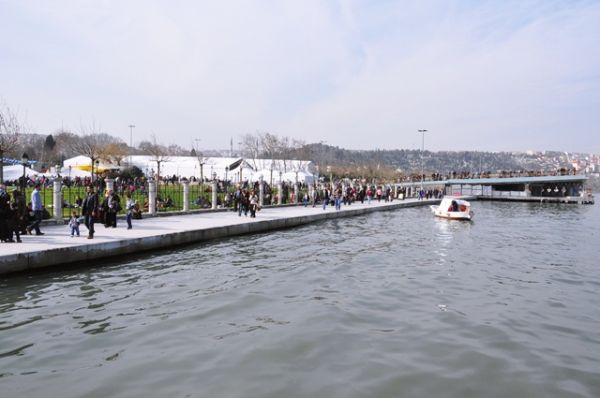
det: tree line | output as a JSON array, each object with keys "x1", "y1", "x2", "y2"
[{"x1": 0, "y1": 101, "x2": 584, "y2": 184}]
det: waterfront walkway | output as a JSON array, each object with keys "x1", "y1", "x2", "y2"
[{"x1": 0, "y1": 197, "x2": 439, "y2": 275}]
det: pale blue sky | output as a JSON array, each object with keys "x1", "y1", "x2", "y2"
[{"x1": 1, "y1": 0, "x2": 599, "y2": 153}]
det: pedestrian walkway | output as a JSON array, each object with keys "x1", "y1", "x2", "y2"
[{"x1": 0, "y1": 198, "x2": 439, "y2": 275}]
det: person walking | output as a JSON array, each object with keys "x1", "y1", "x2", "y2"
[
  {"x1": 11, "y1": 187, "x2": 27, "y2": 235},
  {"x1": 0, "y1": 185, "x2": 10, "y2": 242},
  {"x1": 241, "y1": 189, "x2": 249, "y2": 217},
  {"x1": 7, "y1": 189, "x2": 22, "y2": 243},
  {"x1": 125, "y1": 192, "x2": 135, "y2": 229},
  {"x1": 235, "y1": 187, "x2": 243, "y2": 216},
  {"x1": 335, "y1": 188, "x2": 342, "y2": 211},
  {"x1": 105, "y1": 190, "x2": 119, "y2": 228},
  {"x1": 249, "y1": 190, "x2": 259, "y2": 218},
  {"x1": 27, "y1": 184, "x2": 44, "y2": 235},
  {"x1": 322, "y1": 188, "x2": 330, "y2": 210},
  {"x1": 82, "y1": 186, "x2": 99, "y2": 239}
]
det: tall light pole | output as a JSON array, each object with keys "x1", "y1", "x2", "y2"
[
  {"x1": 194, "y1": 139, "x2": 204, "y2": 182},
  {"x1": 418, "y1": 129, "x2": 427, "y2": 193},
  {"x1": 21, "y1": 153, "x2": 29, "y2": 192},
  {"x1": 128, "y1": 124, "x2": 135, "y2": 165}
]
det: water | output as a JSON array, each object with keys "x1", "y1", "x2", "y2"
[{"x1": 1, "y1": 201, "x2": 599, "y2": 398}]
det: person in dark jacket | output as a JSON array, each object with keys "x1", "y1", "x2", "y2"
[
  {"x1": 0, "y1": 185, "x2": 10, "y2": 242},
  {"x1": 11, "y1": 187, "x2": 28, "y2": 235},
  {"x1": 82, "y1": 186, "x2": 99, "y2": 239},
  {"x1": 104, "y1": 189, "x2": 119, "y2": 228}
]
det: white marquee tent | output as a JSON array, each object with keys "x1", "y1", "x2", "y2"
[
  {"x1": 2, "y1": 165, "x2": 50, "y2": 181},
  {"x1": 61, "y1": 155, "x2": 316, "y2": 184}
]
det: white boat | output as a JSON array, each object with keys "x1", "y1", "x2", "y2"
[{"x1": 430, "y1": 197, "x2": 474, "y2": 220}]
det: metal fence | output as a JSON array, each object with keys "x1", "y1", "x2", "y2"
[{"x1": 7, "y1": 180, "x2": 315, "y2": 221}]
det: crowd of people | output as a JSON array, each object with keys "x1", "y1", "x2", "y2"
[
  {"x1": 0, "y1": 184, "x2": 44, "y2": 242},
  {"x1": 0, "y1": 183, "x2": 143, "y2": 243},
  {"x1": 400, "y1": 168, "x2": 580, "y2": 183},
  {"x1": 6, "y1": 166, "x2": 577, "y2": 244}
]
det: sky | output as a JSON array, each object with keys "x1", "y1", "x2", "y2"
[{"x1": 1, "y1": 0, "x2": 599, "y2": 153}]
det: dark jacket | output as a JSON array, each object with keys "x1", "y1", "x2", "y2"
[{"x1": 82, "y1": 192, "x2": 99, "y2": 216}]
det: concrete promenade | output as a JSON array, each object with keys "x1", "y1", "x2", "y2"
[{"x1": 0, "y1": 197, "x2": 439, "y2": 275}]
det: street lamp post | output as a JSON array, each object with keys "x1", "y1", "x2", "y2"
[
  {"x1": 128, "y1": 124, "x2": 135, "y2": 165},
  {"x1": 418, "y1": 129, "x2": 427, "y2": 194},
  {"x1": 94, "y1": 160, "x2": 99, "y2": 187},
  {"x1": 21, "y1": 153, "x2": 29, "y2": 191},
  {"x1": 91, "y1": 157, "x2": 95, "y2": 183},
  {"x1": 194, "y1": 139, "x2": 205, "y2": 183}
]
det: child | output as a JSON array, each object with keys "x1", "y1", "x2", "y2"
[{"x1": 69, "y1": 211, "x2": 80, "y2": 237}]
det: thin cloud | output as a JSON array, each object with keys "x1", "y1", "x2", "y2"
[{"x1": 1, "y1": 0, "x2": 598, "y2": 153}]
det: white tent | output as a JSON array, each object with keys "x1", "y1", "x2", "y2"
[
  {"x1": 63, "y1": 155, "x2": 92, "y2": 168},
  {"x1": 63, "y1": 155, "x2": 115, "y2": 173},
  {"x1": 2, "y1": 165, "x2": 49, "y2": 181},
  {"x1": 128, "y1": 155, "x2": 245, "y2": 181},
  {"x1": 61, "y1": 155, "x2": 316, "y2": 183},
  {"x1": 280, "y1": 171, "x2": 313, "y2": 184},
  {"x1": 59, "y1": 166, "x2": 91, "y2": 178}
]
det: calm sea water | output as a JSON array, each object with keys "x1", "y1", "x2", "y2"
[{"x1": 1, "y1": 201, "x2": 599, "y2": 398}]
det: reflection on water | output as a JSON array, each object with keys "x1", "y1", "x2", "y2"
[{"x1": 1, "y1": 202, "x2": 600, "y2": 397}]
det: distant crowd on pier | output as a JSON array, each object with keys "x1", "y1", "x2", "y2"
[
  {"x1": 0, "y1": 175, "x2": 441, "y2": 243},
  {"x1": 0, "y1": 165, "x2": 584, "y2": 243},
  {"x1": 400, "y1": 168, "x2": 580, "y2": 182}
]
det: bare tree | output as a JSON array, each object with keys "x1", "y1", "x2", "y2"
[
  {"x1": 278, "y1": 135, "x2": 292, "y2": 172},
  {"x1": 142, "y1": 135, "x2": 170, "y2": 181},
  {"x1": 259, "y1": 132, "x2": 305, "y2": 173},
  {"x1": 102, "y1": 142, "x2": 129, "y2": 166},
  {"x1": 70, "y1": 122, "x2": 116, "y2": 181},
  {"x1": 166, "y1": 143, "x2": 189, "y2": 156},
  {"x1": 240, "y1": 132, "x2": 261, "y2": 170},
  {"x1": 260, "y1": 132, "x2": 279, "y2": 166},
  {"x1": 191, "y1": 140, "x2": 206, "y2": 182},
  {"x1": 0, "y1": 103, "x2": 24, "y2": 183}
]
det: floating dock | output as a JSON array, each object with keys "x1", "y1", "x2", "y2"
[{"x1": 394, "y1": 175, "x2": 594, "y2": 204}]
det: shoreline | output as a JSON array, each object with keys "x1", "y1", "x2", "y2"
[{"x1": 0, "y1": 198, "x2": 441, "y2": 276}]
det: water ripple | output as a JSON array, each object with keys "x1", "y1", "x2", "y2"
[{"x1": 0, "y1": 202, "x2": 599, "y2": 397}]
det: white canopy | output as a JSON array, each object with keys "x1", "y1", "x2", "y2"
[
  {"x1": 60, "y1": 166, "x2": 91, "y2": 178},
  {"x1": 2, "y1": 165, "x2": 50, "y2": 181},
  {"x1": 280, "y1": 171, "x2": 313, "y2": 184},
  {"x1": 61, "y1": 155, "x2": 316, "y2": 183}
]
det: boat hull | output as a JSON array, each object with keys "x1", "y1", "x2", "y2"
[{"x1": 430, "y1": 204, "x2": 473, "y2": 221}]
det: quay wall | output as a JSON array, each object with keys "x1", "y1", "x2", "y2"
[{"x1": 0, "y1": 199, "x2": 440, "y2": 276}]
